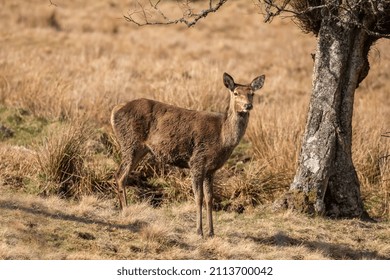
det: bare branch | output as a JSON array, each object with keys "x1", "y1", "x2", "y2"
[
  {"x1": 260, "y1": 0, "x2": 390, "y2": 38},
  {"x1": 338, "y1": 0, "x2": 390, "y2": 39},
  {"x1": 124, "y1": 0, "x2": 390, "y2": 38},
  {"x1": 382, "y1": 132, "x2": 390, "y2": 138},
  {"x1": 124, "y1": 0, "x2": 229, "y2": 27},
  {"x1": 351, "y1": 20, "x2": 390, "y2": 39},
  {"x1": 48, "y1": 0, "x2": 58, "y2": 7},
  {"x1": 262, "y1": 0, "x2": 296, "y2": 23},
  {"x1": 260, "y1": 0, "x2": 327, "y2": 22}
]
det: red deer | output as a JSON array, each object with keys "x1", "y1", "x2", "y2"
[{"x1": 111, "y1": 73, "x2": 265, "y2": 237}]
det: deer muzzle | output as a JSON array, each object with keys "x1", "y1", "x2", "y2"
[{"x1": 244, "y1": 103, "x2": 253, "y2": 111}]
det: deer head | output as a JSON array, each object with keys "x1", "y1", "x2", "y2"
[{"x1": 223, "y1": 72, "x2": 265, "y2": 114}]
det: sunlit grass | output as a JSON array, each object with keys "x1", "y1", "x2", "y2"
[{"x1": 0, "y1": 0, "x2": 389, "y2": 259}]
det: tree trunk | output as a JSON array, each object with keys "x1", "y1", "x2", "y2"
[{"x1": 282, "y1": 9, "x2": 374, "y2": 219}]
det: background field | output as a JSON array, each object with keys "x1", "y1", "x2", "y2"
[{"x1": 0, "y1": 0, "x2": 389, "y2": 259}]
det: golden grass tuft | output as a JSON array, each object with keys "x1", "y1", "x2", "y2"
[
  {"x1": 36, "y1": 121, "x2": 117, "y2": 199},
  {"x1": 37, "y1": 122, "x2": 91, "y2": 197}
]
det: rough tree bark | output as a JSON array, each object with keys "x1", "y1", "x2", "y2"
[{"x1": 284, "y1": 4, "x2": 375, "y2": 219}]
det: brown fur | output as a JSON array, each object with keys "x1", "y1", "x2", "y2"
[{"x1": 111, "y1": 73, "x2": 265, "y2": 237}]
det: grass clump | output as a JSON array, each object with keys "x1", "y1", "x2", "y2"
[
  {"x1": 36, "y1": 121, "x2": 116, "y2": 199},
  {"x1": 36, "y1": 122, "x2": 115, "y2": 199},
  {"x1": 37, "y1": 122, "x2": 90, "y2": 198}
]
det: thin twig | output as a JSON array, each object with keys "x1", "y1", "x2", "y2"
[
  {"x1": 48, "y1": 0, "x2": 58, "y2": 7},
  {"x1": 124, "y1": 0, "x2": 229, "y2": 27}
]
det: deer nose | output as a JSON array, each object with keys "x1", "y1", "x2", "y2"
[{"x1": 244, "y1": 103, "x2": 253, "y2": 110}]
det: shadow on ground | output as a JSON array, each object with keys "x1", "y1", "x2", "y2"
[
  {"x1": 247, "y1": 232, "x2": 388, "y2": 260},
  {"x1": 0, "y1": 199, "x2": 145, "y2": 233}
]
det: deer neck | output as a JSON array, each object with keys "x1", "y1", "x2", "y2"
[{"x1": 221, "y1": 105, "x2": 249, "y2": 148}]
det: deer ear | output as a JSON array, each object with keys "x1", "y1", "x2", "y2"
[
  {"x1": 251, "y1": 75, "x2": 265, "y2": 91},
  {"x1": 223, "y1": 72, "x2": 235, "y2": 91}
]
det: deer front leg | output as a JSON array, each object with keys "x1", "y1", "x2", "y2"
[
  {"x1": 191, "y1": 170, "x2": 204, "y2": 237},
  {"x1": 203, "y1": 173, "x2": 214, "y2": 237}
]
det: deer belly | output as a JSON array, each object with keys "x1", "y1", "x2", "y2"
[{"x1": 145, "y1": 140, "x2": 191, "y2": 169}]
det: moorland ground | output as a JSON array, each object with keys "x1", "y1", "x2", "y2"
[{"x1": 0, "y1": 0, "x2": 389, "y2": 259}]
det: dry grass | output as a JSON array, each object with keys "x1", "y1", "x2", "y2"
[
  {"x1": 0, "y1": 0, "x2": 389, "y2": 259},
  {"x1": 0, "y1": 189, "x2": 388, "y2": 260}
]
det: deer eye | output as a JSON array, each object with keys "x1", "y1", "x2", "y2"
[{"x1": 233, "y1": 91, "x2": 239, "y2": 96}]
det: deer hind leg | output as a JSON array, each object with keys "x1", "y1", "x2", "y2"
[
  {"x1": 191, "y1": 169, "x2": 205, "y2": 237},
  {"x1": 116, "y1": 145, "x2": 149, "y2": 209},
  {"x1": 203, "y1": 173, "x2": 214, "y2": 237},
  {"x1": 116, "y1": 162, "x2": 131, "y2": 209}
]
